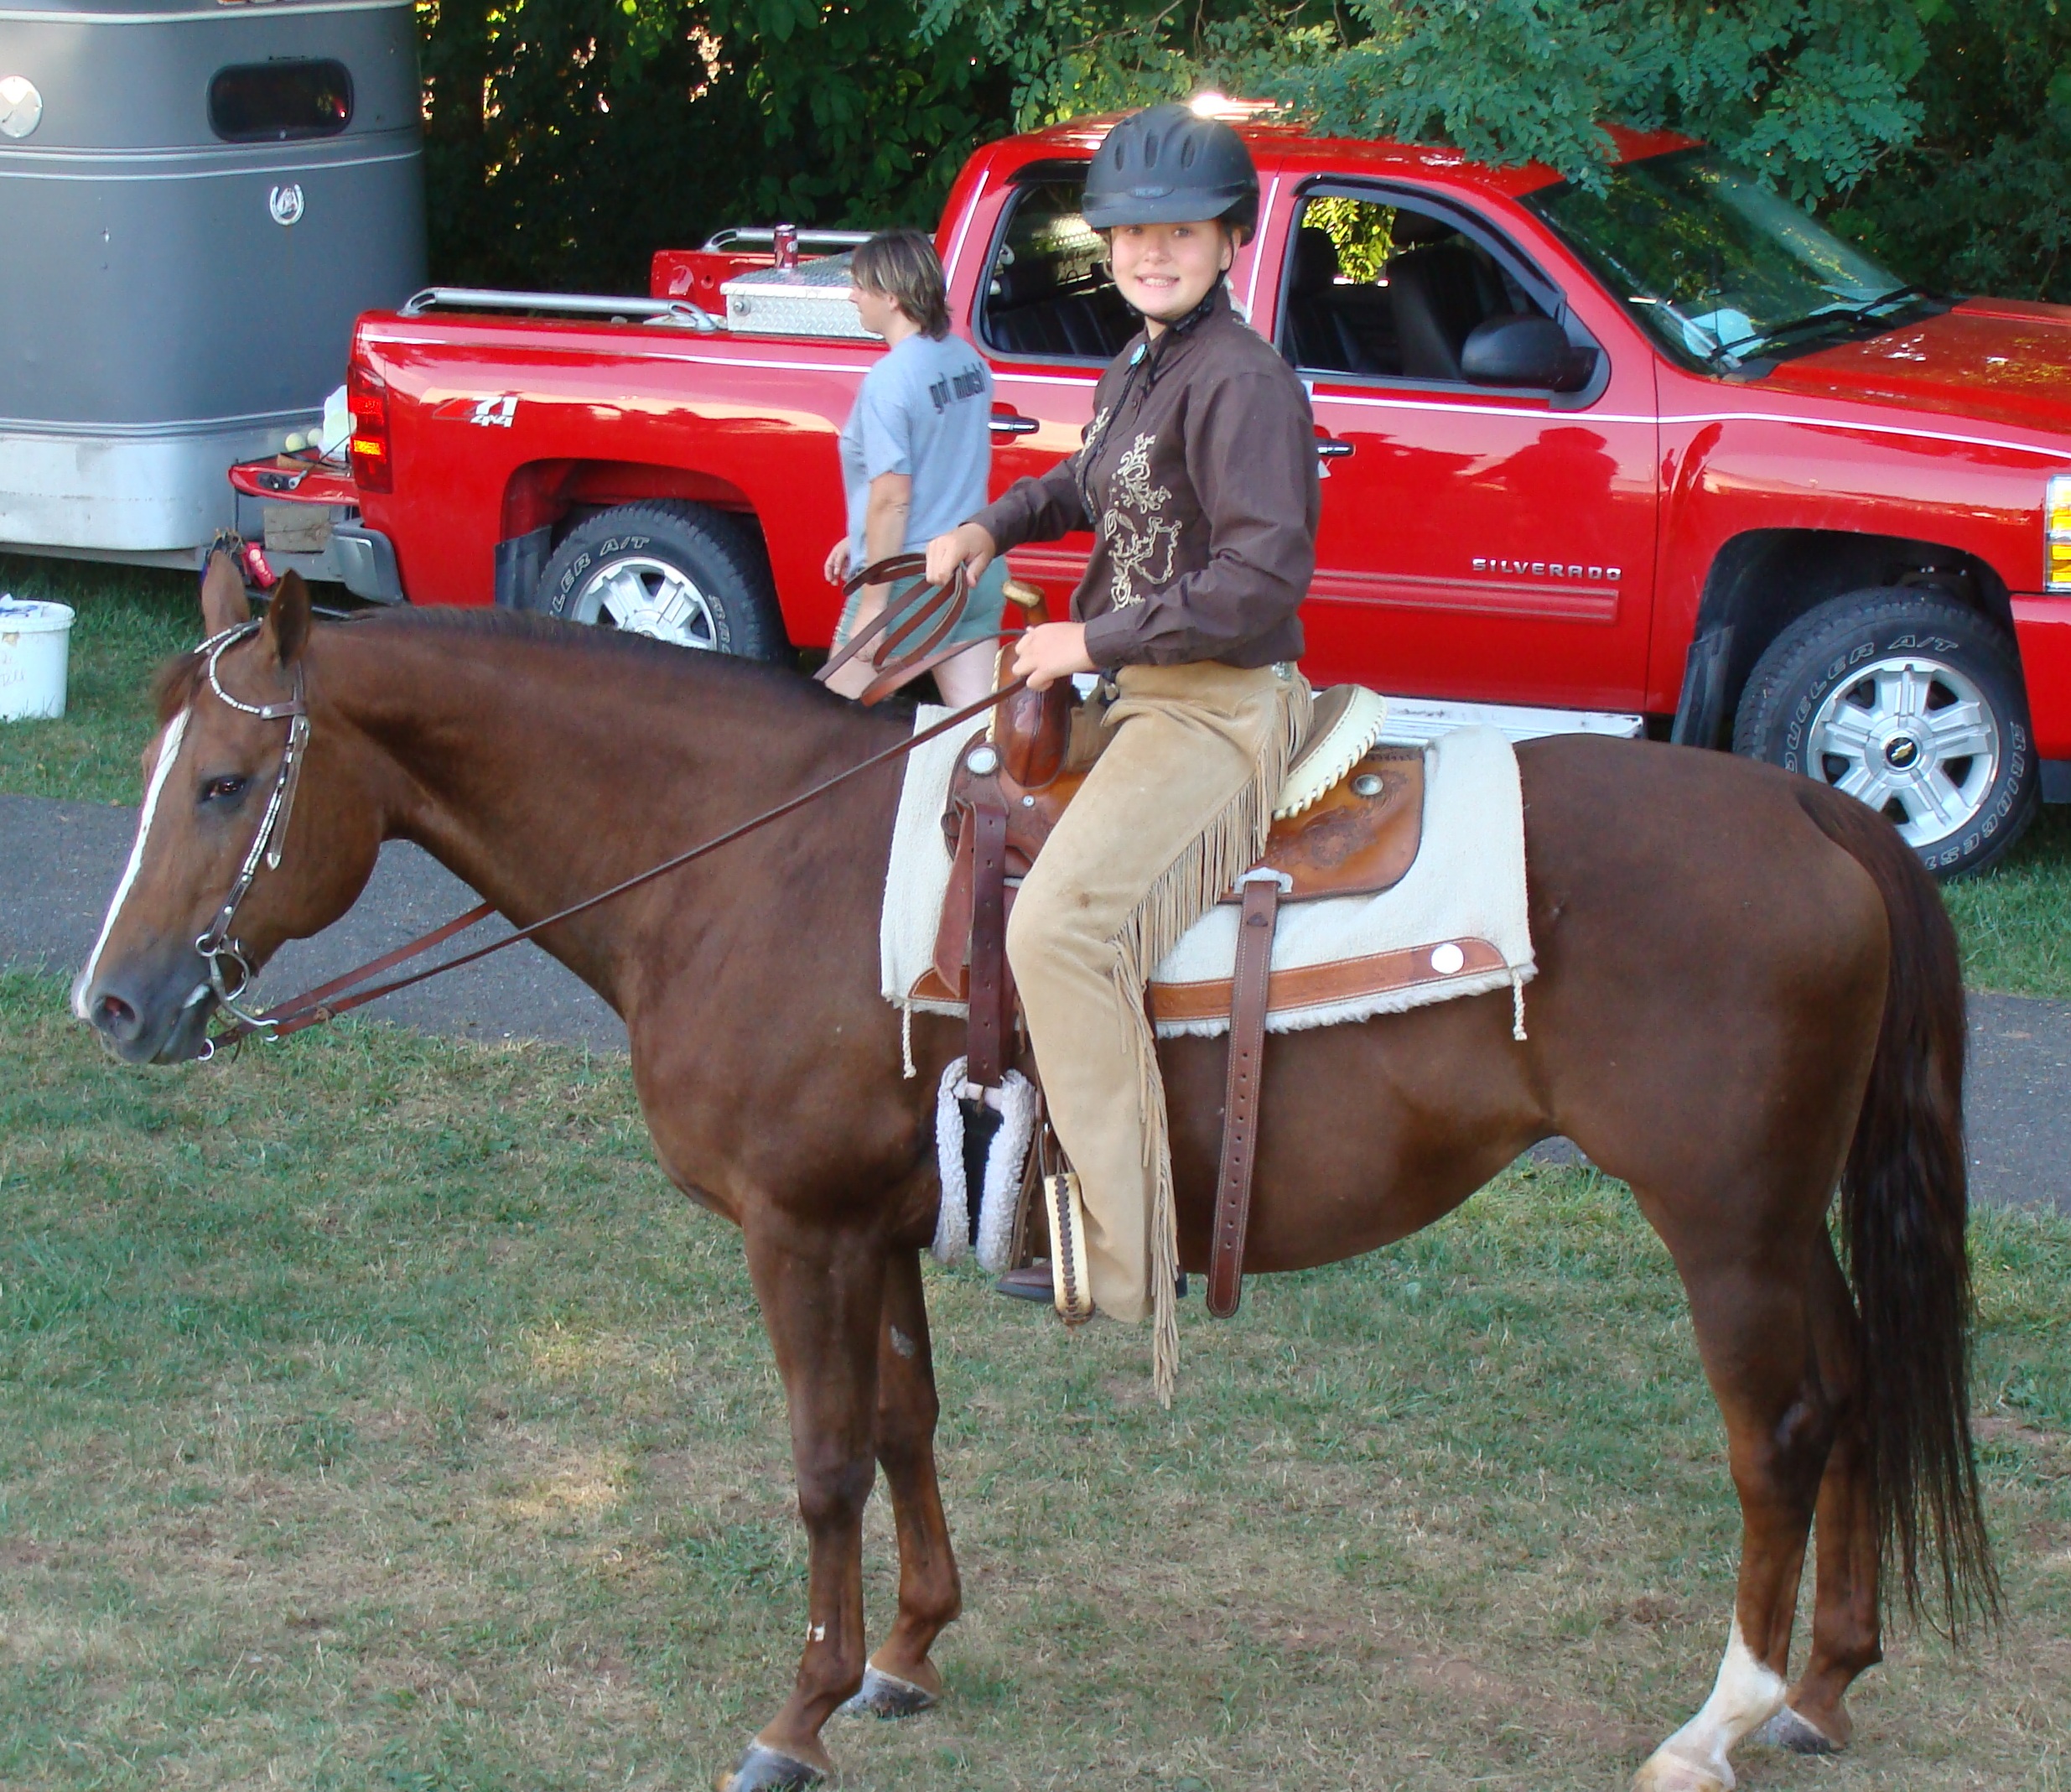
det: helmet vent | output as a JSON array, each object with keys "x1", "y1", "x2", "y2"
[{"x1": 1081, "y1": 101, "x2": 1259, "y2": 236}]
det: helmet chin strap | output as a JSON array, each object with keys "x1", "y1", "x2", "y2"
[{"x1": 1128, "y1": 283, "x2": 1225, "y2": 340}]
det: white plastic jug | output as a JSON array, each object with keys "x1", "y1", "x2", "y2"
[{"x1": 0, "y1": 598, "x2": 75, "y2": 721}]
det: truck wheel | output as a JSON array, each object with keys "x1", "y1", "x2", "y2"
[
  {"x1": 1732, "y1": 588, "x2": 2037, "y2": 878},
  {"x1": 536, "y1": 501, "x2": 785, "y2": 660}
]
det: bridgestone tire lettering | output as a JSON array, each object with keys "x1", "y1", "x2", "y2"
[{"x1": 530, "y1": 501, "x2": 785, "y2": 662}]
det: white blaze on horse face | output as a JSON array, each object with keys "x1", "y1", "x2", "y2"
[
  {"x1": 73, "y1": 709, "x2": 190, "y2": 1019},
  {"x1": 1631, "y1": 1618, "x2": 1787, "y2": 1792}
]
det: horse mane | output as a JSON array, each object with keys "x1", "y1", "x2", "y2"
[
  {"x1": 345, "y1": 605, "x2": 855, "y2": 721},
  {"x1": 151, "y1": 603, "x2": 864, "y2": 730}
]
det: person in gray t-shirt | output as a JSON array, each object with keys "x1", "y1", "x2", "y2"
[{"x1": 823, "y1": 229, "x2": 1005, "y2": 706}]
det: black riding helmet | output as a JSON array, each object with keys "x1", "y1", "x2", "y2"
[{"x1": 1082, "y1": 102, "x2": 1260, "y2": 243}]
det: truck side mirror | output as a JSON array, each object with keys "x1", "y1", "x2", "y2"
[{"x1": 1461, "y1": 315, "x2": 1595, "y2": 392}]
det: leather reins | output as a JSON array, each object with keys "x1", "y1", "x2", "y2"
[
  {"x1": 199, "y1": 558, "x2": 1020, "y2": 1052},
  {"x1": 812, "y1": 553, "x2": 972, "y2": 704}
]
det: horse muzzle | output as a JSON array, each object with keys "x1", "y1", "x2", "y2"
[{"x1": 77, "y1": 958, "x2": 219, "y2": 1065}]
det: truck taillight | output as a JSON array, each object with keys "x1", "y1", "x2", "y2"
[
  {"x1": 347, "y1": 361, "x2": 393, "y2": 493},
  {"x1": 2049, "y1": 475, "x2": 2071, "y2": 594}
]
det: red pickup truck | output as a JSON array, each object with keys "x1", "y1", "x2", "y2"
[{"x1": 233, "y1": 112, "x2": 2071, "y2": 877}]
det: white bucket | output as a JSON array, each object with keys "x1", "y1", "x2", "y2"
[{"x1": 0, "y1": 598, "x2": 75, "y2": 721}]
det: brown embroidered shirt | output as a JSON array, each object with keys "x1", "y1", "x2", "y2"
[{"x1": 971, "y1": 286, "x2": 1318, "y2": 669}]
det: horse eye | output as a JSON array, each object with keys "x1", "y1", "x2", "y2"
[{"x1": 202, "y1": 775, "x2": 247, "y2": 803}]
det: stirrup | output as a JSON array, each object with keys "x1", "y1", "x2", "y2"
[
  {"x1": 993, "y1": 1265, "x2": 1056, "y2": 1302},
  {"x1": 1042, "y1": 1170, "x2": 1095, "y2": 1324}
]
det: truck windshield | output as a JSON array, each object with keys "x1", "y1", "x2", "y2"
[{"x1": 1523, "y1": 149, "x2": 1927, "y2": 370}]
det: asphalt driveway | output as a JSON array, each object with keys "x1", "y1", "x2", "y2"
[{"x1": 5, "y1": 792, "x2": 2065, "y2": 1211}]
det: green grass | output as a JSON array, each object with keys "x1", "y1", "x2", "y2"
[
  {"x1": 0, "y1": 553, "x2": 201, "y2": 807},
  {"x1": 1944, "y1": 802, "x2": 2071, "y2": 998},
  {"x1": 4, "y1": 548, "x2": 2071, "y2": 998},
  {"x1": 3, "y1": 967, "x2": 2068, "y2": 1790}
]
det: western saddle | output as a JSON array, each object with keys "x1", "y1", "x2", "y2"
[{"x1": 930, "y1": 584, "x2": 1428, "y2": 1321}]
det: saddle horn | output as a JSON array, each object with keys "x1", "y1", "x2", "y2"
[{"x1": 992, "y1": 578, "x2": 1072, "y2": 790}]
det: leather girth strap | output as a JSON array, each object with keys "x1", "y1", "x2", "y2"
[
  {"x1": 965, "y1": 792, "x2": 1011, "y2": 1089},
  {"x1": 1207, "y1": 868, "x2": 1286, "y2": 1318}
]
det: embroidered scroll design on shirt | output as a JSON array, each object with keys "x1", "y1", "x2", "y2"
[
  {"x1": 1081, "y1": 404, "x2": 1114, "y2": 462},
  {"x1": 1103, "y1": 433, "x2": 1180, "y2": 608}
]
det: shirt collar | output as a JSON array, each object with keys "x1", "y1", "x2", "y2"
[{"x1": 1128, "y1": 282, "x2": 1231, "y2": 384}]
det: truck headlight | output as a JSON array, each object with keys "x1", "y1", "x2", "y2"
[{"x1": 2051, "y1": 473, "x2": 2071, "y2": 592}]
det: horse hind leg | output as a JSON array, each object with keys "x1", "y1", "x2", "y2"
[
  {"x1": 1762, "y1": 1234, "x2": 1881, "y2": 1754},
  {"x1": 1632, "y1": 1250, "x2": 1836, "y2": 1792},
  {"x1": 843, "y1": 1245, "x2": 963, "y2": 1720}
]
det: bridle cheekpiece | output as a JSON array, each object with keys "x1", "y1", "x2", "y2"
[{"x1": 190, "y1": 619, "x2": 310, "y2": 1038}]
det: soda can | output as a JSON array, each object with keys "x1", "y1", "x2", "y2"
[
  {"x1": 240, "y1": 539, "x2": 278, "y2": 590},
  {"x1": 773, "y1": 222, "x2": 798, "y2": 272}
]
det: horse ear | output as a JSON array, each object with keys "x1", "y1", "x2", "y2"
[
  {"x1": 262, "y1": 570, "x2": 312, "y2": 667},
  {"x1": 200, "y1": 548, "x2": 251, "y2": 634}
]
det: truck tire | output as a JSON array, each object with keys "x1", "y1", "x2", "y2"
[
  {"x1": 1732, "y1": 588, "x2": 2037, "y2": 878},
  {"x1": 535, "y1": 501, "x2": 785, "y2": 661}
]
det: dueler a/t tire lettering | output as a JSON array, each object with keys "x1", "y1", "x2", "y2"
[
  {"x1": 1732, "y1": 587, "x2": 2037, "y2": 880},
  {"x1": 533, "y1": 500, "x2": 785, "y2": 662}
]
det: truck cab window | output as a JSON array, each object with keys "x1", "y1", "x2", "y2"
[
  {"x1": 1281, "y1": 194, "x2": 1547, "y2": 383},
  {"x1": 980, "y1": 178, "x2": 1136, "y2": 362},
  {"x1": 209, "y1": 60, "x2": 353, "y2": 143}
]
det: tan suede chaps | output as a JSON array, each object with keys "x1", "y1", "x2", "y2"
[{"x1": 1005, "y1": 660, "x2": 1311, "y2": 1400}]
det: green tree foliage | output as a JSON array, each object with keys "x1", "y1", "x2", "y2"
[
  {"x1": 1836, "y1": 0, "x2": 2071, "y2": 301},
  {"x1": 417, "y1": 0, "x2": 2063, "y2": 307},
  {"x1": 418, "y1": 0, "x2": 1012, "y2": 291},
  {"x1": 918, "y1": 0, "x2": 1936, "y2": 202}
]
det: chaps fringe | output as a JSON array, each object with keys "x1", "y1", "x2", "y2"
[{"x1": 1108, "y1": 683, "x2": 1308, "y2": 1405}]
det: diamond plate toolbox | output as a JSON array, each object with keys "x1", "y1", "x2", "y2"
[{"x1": 722, "y1": 255, "x2": 874, "y2": 340}]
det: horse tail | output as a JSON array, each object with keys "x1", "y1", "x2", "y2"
[{"x1": 1798, "y1": 785, "x2": 2000, "y2": 1635}]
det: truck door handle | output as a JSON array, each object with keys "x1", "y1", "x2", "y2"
[
  {"x1": 989, "y1": 412, "x2": 1040, "y2": 436},
  {"x1": 1316, "y1": 437, "x2": 1353, "y2": 460}
]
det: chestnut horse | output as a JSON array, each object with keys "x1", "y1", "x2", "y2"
[{"x1": 75, "y1": 570, "x2": 1992, "y2": 1792}]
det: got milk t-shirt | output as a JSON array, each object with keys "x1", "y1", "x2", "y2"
[{"x1": 840, "y1": 331, "x2": 994, "y2": 564}]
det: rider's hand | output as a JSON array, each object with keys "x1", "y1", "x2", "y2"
[
  {"x1": 1012, "y1": 621, "x2": 1095, "y2": 692},
  {"x1": 823, "y1": 539, "x2": 850, "y2": 584},
  {"x1": 926, "y1": 523, "x2": 995, "y2": 589}
]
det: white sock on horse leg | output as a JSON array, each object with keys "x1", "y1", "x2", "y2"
[{"x1": 1632, "y1": 1618, "x2": 1786, "y2": 1791}]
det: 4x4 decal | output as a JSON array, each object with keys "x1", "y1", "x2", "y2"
[{"x1": 433, "y1": 395, "x2": 520, "y2": 429}]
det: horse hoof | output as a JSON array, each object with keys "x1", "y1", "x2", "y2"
[
  {"x1": 714, "y1": 1743, "x2": 825, "y2": 1792},
  {"x1": 1757, "y1": 1705, "x2": 1842, "y2": 1754},
  {"x1": 839, "y1": 1663, "x2": 940, "y2": 1719},
  {"x1": 1630, "y1": 1754, "x2": 1729, "y2": 1792}
]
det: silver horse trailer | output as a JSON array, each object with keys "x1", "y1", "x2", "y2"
[{"x1": 0, "y1": 0, "x2": 423, "y2": 565}]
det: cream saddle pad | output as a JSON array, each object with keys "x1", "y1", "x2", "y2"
[{"x1": 881, "y1": 699, "x2": 1535, "y2": 1041}]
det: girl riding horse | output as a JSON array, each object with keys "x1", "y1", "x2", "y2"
[{"x1": 929, "y1": 105, "x2": 1318, "y2": 1395}]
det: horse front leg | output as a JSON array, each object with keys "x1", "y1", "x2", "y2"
[
  {"x1": 844, "y1": 1244, "x2": 962, "y2": 1717},
  {"x1": 721, "y1": 1215, "x2": 889, "y2": 1792}
]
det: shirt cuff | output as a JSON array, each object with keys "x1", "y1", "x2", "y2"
[
  {"x1": 1080, "y1": 607, "x2": 1139, "y2": 667},
  {"x1": 969, "y1": 498, "x2": 1025, "y2": 555}
]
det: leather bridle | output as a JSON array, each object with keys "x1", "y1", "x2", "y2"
[
  {"x1": 189, "y1": 620, "x2": 310, "y2": 1041},
  {"x1": 194, "y1": 558, "x2": 1022, "y2": 1052}
]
